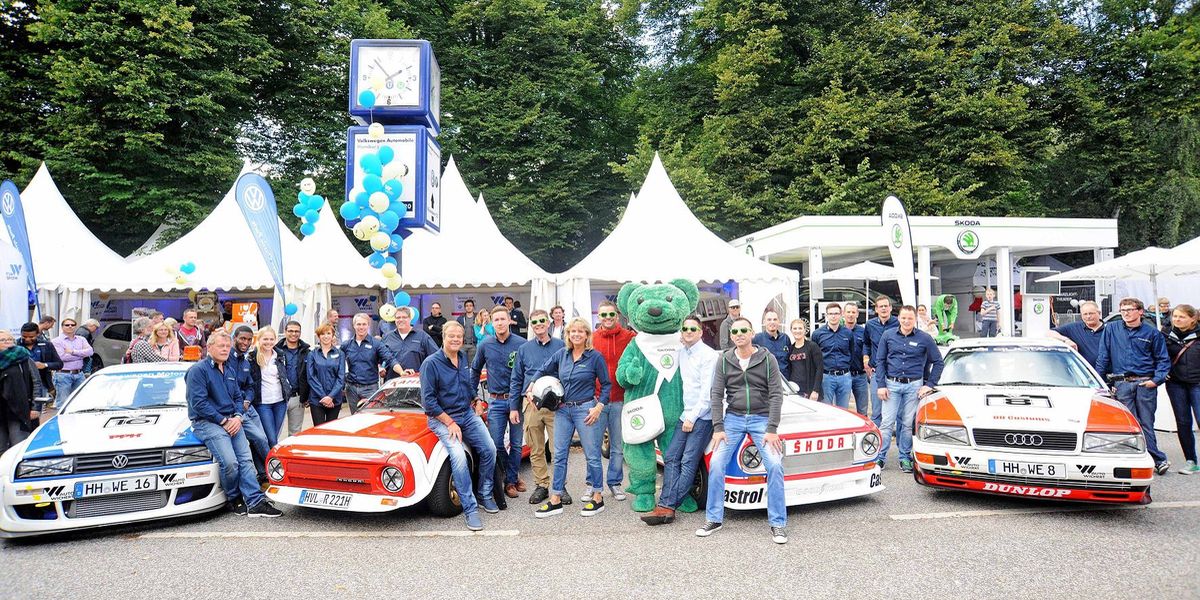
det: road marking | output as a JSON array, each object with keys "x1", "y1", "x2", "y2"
[
  {"x1": 889, "y1": 500, "x2": 1200, "y2": 521},
  {"x1": 134, "y1": 529, "x2": 521, "y2": 539}
]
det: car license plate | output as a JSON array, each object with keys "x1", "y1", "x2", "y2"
[
  {"x1": 988, "y1": 459, "x2": 1066, "y2": 478},
  {"x1": 786, "y1": 434, "x2": 852, "y2": 456},
  {"x1": 299, "y1": 489, "x2": 353, "y2": 510},
  {"x1": 73, "y1": 474, "x2": 158, "y2": 498}
]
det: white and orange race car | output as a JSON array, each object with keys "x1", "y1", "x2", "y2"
[{"x1": 913, "y1": 338, "x2": 1154, "y2": 504}]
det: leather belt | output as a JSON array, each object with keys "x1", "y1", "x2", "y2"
[
  {"x1": 1121, "y1": 375, "x2": 1152, "y2": 381},
  {"x1": 489, "y1": 393, "x2": 510, "y2": 399},
  {"x1": 888, "y1": 376, "x2": 919, "y2": 384},
  {"x1": 59, "y1": 369, "x2": 83, "y2": 374},
  {"x1": 824, "y1": 369, "x2": 851, "y2": 376}
]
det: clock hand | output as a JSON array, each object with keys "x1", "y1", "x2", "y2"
[{"x1": 373, "y1": 58, "x2": 395, "y2": 81}]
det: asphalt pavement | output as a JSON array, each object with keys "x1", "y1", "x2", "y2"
[{"x1": 3, "y1": 436, "x2": 1198, "y2": 599}]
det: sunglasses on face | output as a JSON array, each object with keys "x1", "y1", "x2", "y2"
[
  {"x1": 598, "y1": 311, "x2": 617, "y2": 318},
  {"x1": 62, "y1": 323, "x2": 77, "y2": 327},
  {"x1": 729, "y1": 327, "x2": 752, "y2": 335},
  {"x1": 530, "y1": 318, "x2": 548, "y2": 325},
  {"x1": 680, "y1": 325, "x2": 701, "y2": 333}
]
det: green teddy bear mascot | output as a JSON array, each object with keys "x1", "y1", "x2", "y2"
[{"x1": 615, "y1": 278, "x2": 701, "y2": 513}]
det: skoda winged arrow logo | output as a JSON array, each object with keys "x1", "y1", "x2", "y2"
[
  {"x1": 957, "y1": 230, "x2": 980, "y2": 254},
  {"x1": 630, "y1": 415, "x2": 645, "y2": 430},
  {"x1": 891, "y1": 224, "x2": 903, "y2": 248},
  {"x1": 1034, "y1": 303, "x2": 1045, "y2": 315},
  {"x1": 660, "y1": 355, "x2": 673, "y2": 369},
  {"x1": 242, "y1": 185, "x2": 266, "y2": 212}
]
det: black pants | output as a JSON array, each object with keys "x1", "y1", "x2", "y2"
[
  {"x1": 310, "y1": 403, "x2": 342, "y2": 426},
  {"x1": 0, "y1": 412, "x2": 29, "y2": 452}
]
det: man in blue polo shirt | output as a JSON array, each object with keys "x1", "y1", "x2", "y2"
[
  {"x1": 186, "y1": 330, "x2": 282, "y2": 518},
  {"x1": 472, "y1": 306, "x2": 527, "y2": 498},
  {"x1": 380, "y1": 307, "x2": 439, "y2": 379},
  {"x1": 753, "y1": 310, "x2": 791, "y2": 381},
  {"x1": 509, "y1": 309, "x2": 566, "y2": 505},
  {"x1": 862, "y1": 296, "x2": 899, "y2": 427},
  {"x1": 874, "y1": 305, "x2": 944, "y2": 473},
  {"x1": 1095, "y1": 297, "x2": 1172, "y2": 474},
  {"x1": 843, "y1": 303, "x2": 870, "y2": 419},
  {"x1": 1048, "y1": 300, "x2": 1105, "y2": 369},
  {"x1": 812, "y1": 303, "x2": 855, "y2": 408},
  {"x1": 421, "y1": 321, "x2": 499, "y2": 530},
  {"x1": 341, "y1": 313, "x2": 390, "y2": 413}
]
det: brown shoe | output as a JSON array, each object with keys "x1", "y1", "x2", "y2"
[
  {"x1": 505, "y1": 483, "x2": 519, "y2": 498},
  {"x1": 639, "y1": 507, "x2": 675, "y2": 526},
  {"x1": 515, "y1": 479, "x2": 527, "y2": 492}
]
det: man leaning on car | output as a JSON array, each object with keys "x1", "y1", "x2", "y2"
[
  {"x1": 1095, "y1": 297, "x2": 1172, "y2": 475},
  {"x1": 185, "y1": 329, "x2": 282, "y2": 518}
]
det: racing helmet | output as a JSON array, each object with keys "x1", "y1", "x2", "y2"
[{"x1": 530, "y1": 376, "x2": 565, "y2": 411}]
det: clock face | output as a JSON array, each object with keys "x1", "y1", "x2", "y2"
[{"x1": 356, "y1": 45, "x2": 421, "y2": 108}]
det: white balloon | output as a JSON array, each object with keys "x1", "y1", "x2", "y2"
[
  {"x1": 370, "y1": 231, "x2": 391, "y2": 252},
  {"x1": 352, "y1": 221, "x2": 372, "y2": 241},
  {"x1": 382, "y1": 161, "x2": 408, "y2": 181},
  {"x1": 369, "y1": 191, "x2": 390, "y2": 214},
  {"x1": 379, "y1": 303, "x2": 397, "y2": 322},
  {"x1": 1069, "y1": 299, "x2": 1080, "y2": 308},
  {"x1": 299, "y1": 177, "x2": 316, "y2": 195},
  {"x1": 380, "y1": 263, "x2": 398, "y2": 278},
  {"x1": 385, "y1": 275, "x2": 403, "y2": 291},
  {"x1": 359, "y1": 215, "x2": 380, "y2": 235},
  {"x1": 368, "y1": 122, "x2": 385, "y2": 139}
]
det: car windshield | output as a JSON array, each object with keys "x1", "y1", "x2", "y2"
[
  {"x1": 63, "y1": 370, "x2": 188, "y2": 413},
  {"x1": 362, "y1": 384, "x2": 424, "y2": 411},
  {"x1": 939, "y1": 346, "x2": 1103, "y2": 388}
]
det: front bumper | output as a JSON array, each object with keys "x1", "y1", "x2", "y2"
[{"x1": 723, "y1": 463, "x2": 883, "y2": 510}]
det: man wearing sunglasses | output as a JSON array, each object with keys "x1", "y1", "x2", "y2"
[
  {"x1": 510, "y1": 309, "x2": 568, "y2": 505},
  {"x1": 592, "y1": 300, "x2": 635, "y2": 500},
  {"x1": 50, "y1": 318, "x2": 94, "y2": 403}
]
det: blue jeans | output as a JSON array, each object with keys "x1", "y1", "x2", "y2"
[
  {"x1": 822, "y1": 373, "x2": 852, "y2": 409},
  {"x1": 868, "y1": 374, "x2": 882, "y2": 427},
  {"x1": 239, "y1": 405, "x2": 270, "y2": 477},
  {"x1": 981, "y1": 320, "x2": 998, "y2": 337},
  {"x1": 428, "y1": 414, "x2": 496, "y2": 516},
  {"x1": 552, "y1": 401, "x2": 602, "y2": 497},
  {"x1": 192, "y1": 419, "x2": 266, "y2": 507},
  {"x1": 344, "y1": 382, "x2": 378, "y2": 414},
  {"x1": 879, "y1": 380, "x2": 920, "y2": 464},
  {"x1": 487, "y1": 396, "x2": 524, "y2": 485},
  {"x1": 256, "y1": 402, "x2": 287, "y2": 448},
  {"x1": 53, "y1": 372, "x2": 85, "y2": 404},
  {"x1": 849, "y1": 372, "x2": 869, "y2": 416},
  {"x1": 706, "y1": 413, "x2": 786, "y2": 527},
  {"x1": 1115, "y1": 380, "x2": 1167, "y2": 463},
  {"x1": 659, "y1": 418, "x2": 713, "y2": 509},
  {"x1": 600, "y1": 401, "x2": 624, "y2": 486},
  {"x1": 1167, "y1": 381, "x2": 1200, "y2": 463}
]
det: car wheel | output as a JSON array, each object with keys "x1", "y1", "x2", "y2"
[
  {"x1": 689, "y1": 462, "x2": 708, "y2": 510},
  {"x1": 426, "y1": 460, "x2": 464, "y2": 517}
]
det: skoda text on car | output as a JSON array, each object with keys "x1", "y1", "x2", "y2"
[
  {"x1": 0, "y1": 363, "x2": 225, "y2": 538},
  {"x1": 266, "y1": 375, "x2": 529, "y2": 515},
  {"x1": 912, "y1": 338, "x2": 1154, "y2": 503},
  {"x1": 694, "y1": 382, "x2": 884, "y2": 511}
]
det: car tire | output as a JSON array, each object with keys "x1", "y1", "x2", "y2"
[
  {"x1": 690, "y1": 462, "x2": 708, "y2": 510},
  {"x1": 427, "y1": 460, "x2": 464, "y2": 518}
]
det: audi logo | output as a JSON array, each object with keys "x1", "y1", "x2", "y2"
[
  {"x1": 1004, "y1": 433, "x2": 1044, "y2": 446},
  {"x1": 111, "y1": 454, "x2": 129, "y2": 469}
]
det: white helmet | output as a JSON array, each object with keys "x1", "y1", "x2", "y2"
[{"x1": 530, "y1": 376, "x2": 565, "y2": 411}]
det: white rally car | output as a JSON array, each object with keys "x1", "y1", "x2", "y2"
[
  {"x1": 693, "y1": 382, "x2": 884, "y2": 511},
  {"x1": 913, "y1": 338, "x2": 1155, "y2": 504},
  {"x1": 0, "y1": 363, "x2": 225, "y2": 537}
]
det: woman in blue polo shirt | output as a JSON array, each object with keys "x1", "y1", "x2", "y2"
[
  {"x1": 530, "y1": 318, "x2": 611, "y2": 518},
  {"x1": 306, "y1": 323, "x2": 345, "y2": 426}
]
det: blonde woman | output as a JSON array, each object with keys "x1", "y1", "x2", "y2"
[
  {"x1": 474, "y1": 308, "x2": 495, "y2": 342},
  {"x1": 151, "y1": 321, "x2": 181, "y2": 361},
  {"x1": 249, "y1": 327, "x2": 290, "y2": 447},
  {"x1": 528, "y1": 318, "x2": 612, "y2": 518}
]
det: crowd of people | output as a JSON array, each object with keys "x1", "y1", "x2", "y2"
[{"x1": 1, "y1": 291, "x2": 1197, "y2": 540}]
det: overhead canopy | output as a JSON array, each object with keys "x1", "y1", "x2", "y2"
[{"x1": 810, "y1": 260, "x2": 933, "y2": 282}]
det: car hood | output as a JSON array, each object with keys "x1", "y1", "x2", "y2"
[
  {"x1": 777, "y1": 395, "x2": 873, "y2": 433},
  {"x1": 937, "y1": 385, "x2": 1100, "y2": 433},
  {"x1": 21, "y1": 408, "x2": 199, "y2": 459},
  {"x1": 273, "y1": 411, "x2": 431, "y2": 462}
]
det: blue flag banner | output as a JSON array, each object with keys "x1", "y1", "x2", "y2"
[
  {"x1": 0, "y1": 180, "x2": 38, "y2": 298},
  {"x1": 234, "y1": 173, "x2": 287, "y2": 303}
]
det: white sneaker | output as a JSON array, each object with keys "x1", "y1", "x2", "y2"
[
  {"x1": 1179, "y1": 460, "x2": 1200, "y2": 475},
  {"x1": 609, "y1": 485, "x2": 626, "y2": 501},
  {"x1": 771, "y1": 526, "x2": 788, "y2": 545}
]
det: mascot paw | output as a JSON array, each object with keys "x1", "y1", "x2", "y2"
[
  {"x1": 678, "y1": 495, "x2": 699, "y2": 513},
  {"x1": 632, "y1": 494, "x2": 656, "y2": 512},
  {"x1": 624, "y1": 363, "x2": 644, "y2": 386}
]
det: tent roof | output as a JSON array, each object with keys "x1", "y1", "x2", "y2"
[
  {"x1": 561, "y1": 154, "x2": 799, "y2": 284},
  {"x1": 127, "y1": 223, "x2": 171, "y2": 259},
  {"x1": 813, "y1": 260, "x2": 904, "y2": 282},
  {"x1": 122, "y1": 166, "x2": 304, "y2": 292},
  {"x1": 17, "y1": 163, "x2": 136, "y2": 290},
  {"x1": 296, "y1": 201, "x2": 380, "y2": 288},
  {"x1": 399, "y1": 157, "x2": 550, "y2": 288}
]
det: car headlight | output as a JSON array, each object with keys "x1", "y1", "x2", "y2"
[
  {"x1": 1083, "y1": 432, "x2": 1145, "y2": 454},
  {"x1": 267, "y1": 458, "x2": 285, "y2": 482},
  {"x1": 381, "y1": 466, "x2": 403, "y2": 493},
  {"x1": 165, "y1": 446, "x2": 213, "y2": 465},
  {"x1": 16, "y1": 457, "x2": 75, "y2": 479},
  {"x1": 738, "y1": 444, "x2": 764, "y2": 472},
  {"x1": 860, "y1": 432, "x2": 880, "y2": 457},
  {"x1": 918, "y1": 425, "x2": 969, "y2": 446}
]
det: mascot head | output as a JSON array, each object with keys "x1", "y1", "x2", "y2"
[{"x1": 617, "y1": 279, "x2": 700, "y2": 335}]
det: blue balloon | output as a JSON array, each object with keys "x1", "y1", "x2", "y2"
[
  {"x1": 180, "y1": 262, "x2": 196, "y2": 275},
  {"x1": 388, "y1": 198, "x2": 405, "y2": 215},
  {"x1": 300, "y1": 223, "x2": 315, "y2": 236},
  {"x1": 407, "y1": 306, "x2": 419, "y2": 324},
  {"x1": 383, "y1": 256, "x2": 398, "y2": 268},
  {"x1": 284, "y1": 303, "x2": 299, "y2": 316},
  {"x1": 307, "y1": 194, "x2": 325, "y2": 210},
  {"x1": 303, "y1": 209, "x2": 319, "y2": 223},
  {"x1": 358, "y1": 89, "x2": 376, "y2": 109},
  {"x1": 383, "y1": 179, "x2": 403, "y2": 200},
  {"x1": 339, "y1": 202, "x2": 360, "y2": 220},
  {"x1": 378, "y1": 146, "x2": 395, "y2": 165},
  {"x1": 368, "y1": 252, "x2": 386, "y2": 268},
  {"x1": 395, "y1": 291, "x2": 412, "y2": 306},
  {"x1": 297, "y1": 191, "x2": 310, "y2": 203},
  {"x1": 394, "y1": 201, "x2": 408, "y2": 220},
  {"x1": 360, "y1": 154, "x2": 382, "y2": 177},
  {"x1": 390, "y1": 233, "x2": 404, "y2": 252},
  {"x1": 356, "y1": 191, "x2": 371, "y2": 207},
  {"x1": 292, "y1": 204, "x2": 305, "y2": 217},
  {"x1": 363, "y1": 175, "x2": 384, "y2": 194},
  {"x1": 379, "y1": 211, "x2": 399, "y2": 232}
]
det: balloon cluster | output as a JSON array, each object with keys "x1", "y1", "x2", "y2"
[
  {"x1": 167, "y1": 262, "x2": 196, "y2": 286},
  {"x1": 293, "y1": 178, "x2": 325, "y2": 237},
  {"x1": 377, "y1": 295, "x2": 418, "y2": 323},
  {"x1": 340, "y1": 145, "x2": 410, "y2": 292}
]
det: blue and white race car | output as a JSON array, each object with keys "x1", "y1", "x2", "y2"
[{"x1": 0, "y1": 363, "x2": 226, "y2": 537}]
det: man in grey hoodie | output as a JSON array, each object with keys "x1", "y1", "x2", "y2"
[{"x1": 696, "y1": 317, "x2": 788, "y2": 544}]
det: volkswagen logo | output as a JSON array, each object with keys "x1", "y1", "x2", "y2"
[
  {"x1": 111, "y1": 454, "x2": 129, "y2": 469},
  {"x1": 1, "y1": 191, "x2": 14, "y2": 216},
  {"x1": 1004, "y1": 433, "x2": 1044, "y2": 446},
  {"x1": 242, "y1": 184, "x2": 266, "y2": 212}
]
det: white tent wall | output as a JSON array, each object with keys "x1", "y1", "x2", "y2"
[
  {"x1": 739, "y1": 278, "x2": 800, "y2": 325},
  {"x1": 1115, "y1": 278, "x2": 1200, "y2": 308}
]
